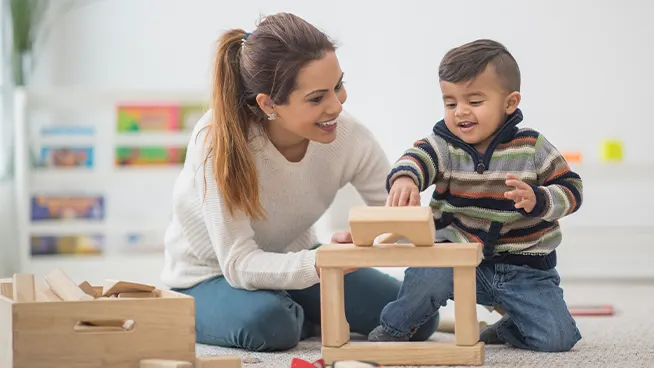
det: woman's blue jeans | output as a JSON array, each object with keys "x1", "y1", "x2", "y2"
[{"x1": 174, "y1": 268, "x2": 438, "y2": 351}]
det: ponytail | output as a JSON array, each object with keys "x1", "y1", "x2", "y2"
[{"x1": 204, "y1": 29, "x2": 265, "y2": 221}]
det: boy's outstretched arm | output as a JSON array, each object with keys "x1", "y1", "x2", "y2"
[
  {"x1": 515, "y1": 134, "x2": 583, "y2": 221},
  {"x1": 386, "y1": 134, "x2": 441, "y2": 193}
]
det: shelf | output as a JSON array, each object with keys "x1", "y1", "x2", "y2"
[
  {"x1": 31, "y1": 135, "x2": 97, "y2": 146},
  {"x1": 114, "y1": 132, "x2": 192, "y2": 146},
  {"x1": 28, "y1": 221, "x2": 166, "y2": 234},
  {"x1": 25, "y1": 87, "x2": 209, "y2": 108}
]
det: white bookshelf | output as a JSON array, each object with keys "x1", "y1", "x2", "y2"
[{"x1": 12, "y1": 87, "x2": 208, "y2": 287}]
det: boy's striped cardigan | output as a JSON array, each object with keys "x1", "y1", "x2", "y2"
[{"x1": 387, "y1": 109, "x2": 583, "y2": 270}]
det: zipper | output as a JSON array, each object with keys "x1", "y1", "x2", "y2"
[{"x1": 434, "y1": 114, "x2": 519, "y2": 174}]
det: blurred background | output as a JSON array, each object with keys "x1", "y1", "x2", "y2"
[{"x1": 0, "y1": 0, "x2": 652, "y2": 289}]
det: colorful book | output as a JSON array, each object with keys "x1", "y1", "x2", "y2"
[
  {"x1": 40, "y1": 125, "x2": 95, "y2": 135},
  {"x1": 116, "y1": 104, "x2": 206, "y2": 132},
  {"x1": 115, "y1": 146, "x2": 186, "y2": 166},
  {"x1": 36, "y1": 147, "x2": 94, "y2": 168},
  {"x1": 30, "y1": 234, "x2": 104, "y2": 256},
  {"x1": 31, "y1": 195, "x2": 104, "y2": 221}
]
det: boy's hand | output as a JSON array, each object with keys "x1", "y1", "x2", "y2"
[
  {"x1": 504, "y1": 174, "x2": 537, "y2": 213},
  {"x1": 386, "y1": 177, "x2": 420, "y2": 207}
]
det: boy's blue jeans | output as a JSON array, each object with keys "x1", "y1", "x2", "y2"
[
  {"x1": 173, "y1": 268, "x2": 438, "y2": 352},
  {"x1": 380, "y1": 263, "x2": 581, "y2": 352}
]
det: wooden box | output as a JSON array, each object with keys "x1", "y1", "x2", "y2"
[{"x1": 0, "y1": 287, "x2": 196, "y2": 368}]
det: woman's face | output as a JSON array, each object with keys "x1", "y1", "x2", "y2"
[{"x1": 258, "y1": 51, "x2": 347, "y2": 145}]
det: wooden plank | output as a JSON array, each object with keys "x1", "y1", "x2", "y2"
[
  {"x1": 453, "y1": 267, "x2": 479, "y2": 346},
  {"x1": 0, "y1": 280, "x2": 12, "y2": 300},
  {"x1": 349, "y1": 206, "x2": 434, "y2": 222},
  {"x1": 316, "y1": 243, "x2": 482, "y2": 268},
  {"x1": 195, "y1": 356, "x2": 243, "y2": 368},
  {"x1": 102, "y1": 280, "x2": 156, "y2": 296},
  {"x1": 35, "y1": 282, "x2": 63, "y2": 302},
  {"x1": 0, "y1": 298, "x2": 13, "y2": 368},
  {"x1": 320, "y1": 268, "x2": 350, "y2": 347},
  {"x1": 349, "y1": 206, "x2": 435, "y2": 246},
  {"x1": 12, "y1": 274, "x2": 35, "y2": 302},
  {"x1": 140, "y1": 359, "x2": 192, "y2": 367},
  {"x1": 45, "y1": 268, "x2": 94, "y2": 301},
  {"x1": 322, "y1": 341, "x2": 484, "y2": 366},
  {"x1": 78, "y1": 281, "x2": 100, "y2": 298}
]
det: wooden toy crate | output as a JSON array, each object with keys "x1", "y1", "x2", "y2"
[{"x1": 0, "y1": 287, "x2": 196, "y2": 368}]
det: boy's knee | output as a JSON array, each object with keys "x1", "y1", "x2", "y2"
[{"x1": 529, "y1": 321, "x2": 581, "y2": 352}]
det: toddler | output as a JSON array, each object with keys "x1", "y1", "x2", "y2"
[{"x1": 369, "y1": 39, "x2": 583, "y2": 352}]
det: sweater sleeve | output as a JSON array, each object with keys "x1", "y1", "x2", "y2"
[
  {"x1": 349, "y1": 127, "x2": 392, "y2": 206},
  {"x1": 386, "y1": 134, "x2": 440, "y2": 192},
  {"x1": 195, "y1": 144, "x2": 319, "y2": 291},
  {"x1": 519, "y1": 134, "x2": 583, "y2": 221}
]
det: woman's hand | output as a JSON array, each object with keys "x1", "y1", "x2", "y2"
[
  {"x1": 331, "y1": 230, "x2": 352, "y2": 244},
  {"x1": 315, "y1": 230, "x2": 358, "y2": 277}
]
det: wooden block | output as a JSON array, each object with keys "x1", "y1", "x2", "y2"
[
  {"x1": 331, "y1": 362, "x2": 380, "y2": 368},
  {"x1": 35, "y1": 281, "x2": 63, "y2": 302},
  {"x1": 374, "y1": 232, "x2": 405, "y2": 244},
  {"x1": 12, "y1": 273, "x2": 35, "y2": 302},
  {"x1": 3, "y1": 288, "x2": 196, "y2": 367},
  {"x1": 103, "y1": 279, "x2": 156, "y2": 296},
  {"x1": 0, "y1": 279, "x2": 12, "y2": 299},
  {"x1": 320, "y1": 268, "x2": 350, "y2": 347},
  {"x1": 322, "y1": 341, "x2": 484, "y2": 366},
  {"x1": 349, "y1": 206, "x2": 435, "y2": 247},
  {"x1": 453, "y1": 267, "x2": 479, "y2": 346},
  {"x1": 118, "y1": 291, "x2": 158, "y2": 298},
  {"x1": 140, "y1": 359, "x2": 193, "y2": 367},
  {"x1": 196, "y1": 356, "x2": 243, "y2": 368},
  {"x1": 45, "y1": 268, "x2": 94, "y2": 301},
  {"x1": 316, "y1": 243, "x2": 482, "y2": 268},
  {"x1": 436, "y1": 318, "x2": 487, "y2": 333},
  {"x1": 78, "y1": 281, "x2": 100, "y2": 298}
]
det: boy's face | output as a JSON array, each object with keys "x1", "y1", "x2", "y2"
[{"x1": 440, "y1": 65, "x2": 520, "y2": 153}]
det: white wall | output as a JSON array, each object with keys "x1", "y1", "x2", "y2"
[{"x1": 11, "y1": 0, "x2": 654, "y2": 281}]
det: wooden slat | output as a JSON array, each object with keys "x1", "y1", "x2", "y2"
[
  {"x1": 316, "y1": 243, "x2": 482, "y2": 268},
  {"x1": 12, "y1": 274, "x2": 35, "y2": 303},
  {"x1": 320, "y1": 268, "x2": 350, "y2": 347},
  {"x1": 322, "y1": 341, "x2": 484, "y2": 366},
  {"x1": 349, "y1": 206, "x2": 434, "y2": 222},
  {"x1": 349, "y1": 206, "x2": 435, "y2": 247},
  {"x1": 454, "y1": 267, "x2": 479, "y2": 346}
]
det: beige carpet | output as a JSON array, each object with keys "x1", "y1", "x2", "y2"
[{"x1": 196, "y1": 282, "x2": 654, "y2": 367}]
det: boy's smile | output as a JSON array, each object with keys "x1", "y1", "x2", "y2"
[{"x1": 440, "y1": 65, "x2": 520, "y2": 153}]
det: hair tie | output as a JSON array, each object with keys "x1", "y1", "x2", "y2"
[{"x1": 243, "y1": 32, "x2": 251, "y2": 41}]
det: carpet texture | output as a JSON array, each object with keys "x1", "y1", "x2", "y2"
[{"x1": 196, "y1": 282, "x2": 654, "y2": 367}]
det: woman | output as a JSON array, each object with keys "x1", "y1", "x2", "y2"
[{"x1": 161, "y1": 12, "x2": 438, "y2": 352}]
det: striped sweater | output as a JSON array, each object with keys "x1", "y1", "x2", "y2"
[{"x1": 387, "y1": 109, "x2": 583, "y2": 270}]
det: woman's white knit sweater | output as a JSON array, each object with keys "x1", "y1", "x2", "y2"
[{"x1": 160, "y1": 110, "x2": 390, "y2": 291}]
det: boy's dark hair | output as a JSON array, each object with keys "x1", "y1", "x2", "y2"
[{"x1": 439, "y1": 39, "x2": 520, "y2": 92}]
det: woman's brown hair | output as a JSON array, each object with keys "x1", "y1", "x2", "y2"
[{"x1": 205, "y1": 13, "x2": 335, "y2": 220}]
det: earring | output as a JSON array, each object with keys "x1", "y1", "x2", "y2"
[{"x1": 267, "y1": 113, "x2": 276, "y2": 121}]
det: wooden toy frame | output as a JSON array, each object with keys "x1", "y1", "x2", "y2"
[{"x1": 316, "y1": 206, "x2": 485, "y2": 366}]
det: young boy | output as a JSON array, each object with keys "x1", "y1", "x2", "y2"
[{"x1": 368, "y1": 39, "x2": 583, "y2": 352}]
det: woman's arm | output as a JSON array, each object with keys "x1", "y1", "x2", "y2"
[
  {"x1": 193, "y1": 134, "x2": 320, "y2": 291},
  {"x1": 348, "y1": 124, "x2": 392, "y2": 206}
]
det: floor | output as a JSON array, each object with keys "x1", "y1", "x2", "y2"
[{"x1": 196, "y1": 282, "x2": 654, "y2": 367}]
